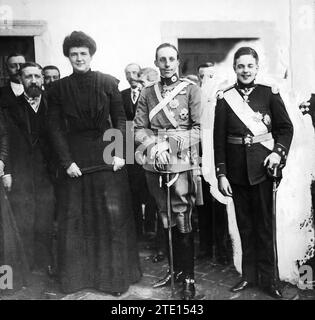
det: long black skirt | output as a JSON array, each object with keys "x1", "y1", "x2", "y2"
[
  {"x1": 57, "y1": 167, "x2": 141, "y2": 294},
  {"x1": 0, "y1": 183, "x2": 30, "y2": 294}
]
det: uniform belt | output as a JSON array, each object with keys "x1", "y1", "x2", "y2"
[
  {"x1": 227, "y1": 132, "x2": 272, "y2": 146},
  {"x1": 151, "y1": 128, "x2": 187, "y2": 134}
]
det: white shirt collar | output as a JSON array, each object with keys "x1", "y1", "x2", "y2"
[
  {"x1": 10, "y1": 82, "x2": 24, "y2": 96},
  {"x1": 24, "y1": 93, "x2": 42, "y2": 113},
  {"x1": 131, "y1": 87, "x2": 140, "y2": 103}
]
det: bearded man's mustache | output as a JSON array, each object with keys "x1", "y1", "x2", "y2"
[{"x1": 26, "y1": 85, "x2": 42, "y2": 98}]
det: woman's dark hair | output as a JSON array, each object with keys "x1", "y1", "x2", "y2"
[
  {"x1": 63, "y1": 31, "x2": 97, "y2": 57},
  {"x1": 233, "y1": 47, "x2": 259, "y2": 66}
]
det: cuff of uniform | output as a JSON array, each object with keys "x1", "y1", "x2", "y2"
[
  {"x1": 273, "y1": 143, "x2": 288, "y2": 160},
  {"x1": 299, "y1": 102, "x2": 310, "y2": 115},
  {"x1": 215, "y1": 163, "x2": 226, "y2": 177}
]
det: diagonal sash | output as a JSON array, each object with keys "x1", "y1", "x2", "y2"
[
  {"x1": 149, "y1": 81, "x2": 189, "y2": 127},
  {"x1": 224, "y1": 88, "x2": 274, "y2": 150}
]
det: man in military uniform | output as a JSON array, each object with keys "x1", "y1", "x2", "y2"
[
  {"x1": 133, "y1": 43, "x2": 202, "y2": 300},
  {"x1": 214, "y1": 47, "x2": 293, "y2": 299}
]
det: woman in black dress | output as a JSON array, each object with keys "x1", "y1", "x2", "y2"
[{"x1": 47, "y1": 31, "x2": 141, "y2": 295}]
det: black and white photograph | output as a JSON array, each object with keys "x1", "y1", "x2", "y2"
[{"x1": 0, "y1": 0, "x2": 314, "y2": 309}]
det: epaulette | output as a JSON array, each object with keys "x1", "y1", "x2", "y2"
[
  {"x1": 180, "y1": 77, "x2": 198, "y2": 85},
  {"x1": 216, "y1": 90, "x2": 224, "y2": 100},
  {"x1": 222, "y1": 84, "x2": 234, "y2": 92},
  {"x1": 216, "y1": 84, "x2": 234, "y2": 99},
  {"x1": 145, "y1": 82, "x2": 156, "y2": 88},
  {"x1": 256, "y1": 81, "x2": 280, "y2": 94}
]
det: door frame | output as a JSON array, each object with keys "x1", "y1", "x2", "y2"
[
  {"x1": 161, "y1": 21, "x2": 281, "y2": 74},
  {"x1": 0, "y1": 19, "x2": 47, "y2": 63}
]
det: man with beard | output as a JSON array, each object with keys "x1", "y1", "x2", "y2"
[
  {"x1": 43, "y1": 65, "x2": 60, "y2": 90},
  {"x1": 2, "y1": 62, "x2": 55, "y2": 274}
]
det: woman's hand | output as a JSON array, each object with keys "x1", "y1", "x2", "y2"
[
  {"x1": 112, "y1": 156, "x2": 125, "y2": 171},
  {"x1": 2, "y1": 174, "x2": 12, "y2": 192},
  {"x1": 67, "y1": 162, "x2": 82, "y2": 178}
]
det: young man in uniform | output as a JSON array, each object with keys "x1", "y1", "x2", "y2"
[
  {"x1": 213, "y1": 47, "x2": 293, "y2": 299},
  {"x1": 134, "y1": 43, "x2": 202, "y2": 300}
]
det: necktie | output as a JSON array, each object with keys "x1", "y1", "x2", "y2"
[
  {"x1": 25, "y1": 95, "x2": 40, "y2": 112},
  {"x1": 132, "y1": 90, "x2": 138, "y2": 104}
]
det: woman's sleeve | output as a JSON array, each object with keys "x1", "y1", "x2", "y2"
[{"x1": 47, "y1": 83, "x2": 74, "y2": 169}]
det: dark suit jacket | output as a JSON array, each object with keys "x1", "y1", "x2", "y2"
[
  {"x1": 0, "y1": 85, "x2": 20, "y2": 110},
  {"x1": 121, "y1": 88, "x2": 139, "y2": 121},
  {"x1": 214, "y1": 84, "x2": 294, "y2": 186},
  {"x1": 3, "y1": 93, "x2": 53, "y2": 175}
]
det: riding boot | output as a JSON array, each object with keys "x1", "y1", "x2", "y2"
[
  {"x1": 152, "y1": 227, "x2": 183, "y2": 288},
  {"x1": 177, "y1": 231, "x2": 195, "y2": 300}
]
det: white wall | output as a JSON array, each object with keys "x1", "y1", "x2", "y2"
[{"x1": 0, "y1": 0, "x2": 314, "y2": 93}]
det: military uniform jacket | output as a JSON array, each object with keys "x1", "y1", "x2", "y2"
[
  {"x1": 300, "y1": 94, "x2": 315, "y2": 127},
  {"x1": 214, "y1": 83, "x2": 293, "y2": 186},
  {"x1": 134, "y1": 78, "x2": 202, "y2": 173}
]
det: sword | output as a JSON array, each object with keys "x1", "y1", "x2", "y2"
[
  {"x1": 210, "y1": 196, "x2": 218, "y2": 265},
  {"x1": 165, "y1": 172, "x2": 175, "y2": 297},
  {"x1": 271, "y1": 166, "x2": 280, "y2": 284}
]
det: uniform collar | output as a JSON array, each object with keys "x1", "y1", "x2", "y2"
[
  {"x1": 236, "y1": 80, "x2": 256, "y2": 90},
  {"x1": 160, "y1": 74, "x2": 179, "y2": 86}
]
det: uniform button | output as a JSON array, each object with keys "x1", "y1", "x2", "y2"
[{"x1": 277, "y1": 148, "x2": 281, "y2": 152}]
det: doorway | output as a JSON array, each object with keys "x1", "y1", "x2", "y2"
[
  {"x1": 178, "y1": 38, "x2": 258, "y2": 76},
  {"x1": 0, "y1": 36, "x2": 35, "y2": 86}
]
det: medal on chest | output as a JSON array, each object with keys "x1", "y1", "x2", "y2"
[
  {"x1": 169, "y1": 98, "x2": 179, "y2": 109},
  {"x1": 252, "y1": 111, "x2": 263, "y2": 123},
  {"x1": 179, "y1": 108, "x2": 189, "y2": 121},
  {"x1": 240, "y1": 87, "x2": 255, "y2": 104}
]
